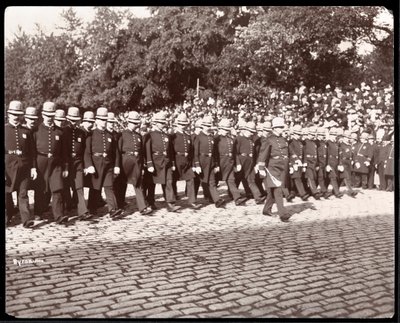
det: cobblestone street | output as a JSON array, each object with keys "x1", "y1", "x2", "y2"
[{"x1": 6, "y1": 185, "x2": 395, "y2": 319}]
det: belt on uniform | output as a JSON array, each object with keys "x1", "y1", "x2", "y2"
[
  {"x1": 153, "y1": 151, "x2": 167, "y2": 156},
  {"x1": 200, "y1": 153, "x2": 212, "y2": 157},
  {"x1": 240, "y1": 153, "x2": 253, "y2": 157},
  {"x1": 123, "y1": 151, "x2": 139, "y2": 156},
  {"x1": 305, "y1": 154, "x2": 317, "y2": 158},
  {"x1": 38, "y1": 152, "x2": 54, "y2": 158},
  {"x1": 6, "y1": 150, "x2": 23, "y2": 156},
  {"x1": 272, "y1": 156, "x2": 288, "y2": 159},
  {"x1": 328, "y1": 155, "x2": 337, "y2": 158},
  {"x1": 176, "y1": 152, "x2": 188, "y2": 157},
  {"x1": 93, "y1": 152, "x2": 108, "y2": 157},
  {"x1": 221, "y1": 153, "x2": 233, "y2": 157},
  {"x1": 71, "y1": 152, "x2": 82, "y2": 158}
]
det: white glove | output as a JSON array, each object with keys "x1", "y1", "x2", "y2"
[
  {"x1": 289, "y1": 167, "x2": 294, "y2": 174},
  {"x1": 85, "y1": 166, "x2": 96, "y2": 175},
  {"x1": 303, "y1": 163, "x2": 308, "y2": 167},
  {"x1": 302, "y1": 167, "x2": 307, "y2": 172},
  {"x1": 351, "y1": 160, "x2": 354, "y2": 165},
  {"x1": 62, "y1": 170, "x2": 69, "y2": 178},
  {"x1": 172, "y1": 166, "x2": 176, "y2": 171},
  {"x1": 295, "y1": 159, "x2": 302, "y2": 167},
  {"x1": 254, "y1": 165, "x2": 259, "y2": 173},
  {"x1": 114, "y1": 167, "x2": 120, "y2": 175},
  {"x1": 293, "y1": 164, "x2": 298, "y2": 171},
  {"x1": 364, "y1": 161, "x2": 370, "y2": 167},
  {"x1": 355, "y1": 162, "x2": 361, "y2": 169},
  {"x1": 194, "y1": 167, "x2": 202, "y2": 174},
  {"x1": 326, "y1": 165, "x2": 332, "y2": 172},
  {"x1": 338, "y1": 165, "x2": 344, "y2": 172},
  {"x1": 235, "y1": 164, "x2": 242, "y2": 172},
  {"x1": 192, "y1": 167, "x2": 197, "y2": 172},
  {"x1": 31, "y1": 168, "x2": 37, "y2": 180},
  {"x1": 259, "y1": 170, "x2": 266, "y2": 177},
  {"x1": 148, "y1": 166, "x2": 155, "y2": 173},
  {"x1": 214, "y1": 166, "x2": 220, "y2": 173}
]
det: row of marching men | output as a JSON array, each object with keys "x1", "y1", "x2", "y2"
[{"x1": 5, "y1": 100, "x2": 395, "y2": 228}]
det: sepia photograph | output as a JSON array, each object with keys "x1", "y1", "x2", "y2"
[{"x1": 4, "y1": 5, "x2": 396, "y2": 319}]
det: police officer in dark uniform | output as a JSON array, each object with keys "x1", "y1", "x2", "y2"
[
  {"x1": 33, "y1": 102, "x2": 69, "y2": 224},
  {"x1": 5, "y1": 101, "x2": 37, "y2": 228},
  {"x1": 325, "y1": 127, "x2": 344, "y2": 197},
  {"x1": 118, "y1": 111, "x2": 152, "y2": 215},
  {"x1": 193, "y1": 116, "x2": 225, "y2": 208},
  {"x1": 383, "y1": 135, "x2": 394, "y2": 191},
  {"x1": 353, "y1": 132, "x2": 374, "y2": 189},
  {"x1": 338, "y1": 130, "x2": 358, "y2": 197},
  {"x1": 145, "y1": 111, "x2": 180, "y2": 212},
  {"x1": 171, "y1": 113, "x2": 202, "y2": 210},
  {"x1": 63, "y1": 107, "x2": 94, "y2": 220},
  {"x1": 215, "y1": 118, "x2": 247, "y2": 206},
  {"x1": 256, "y1": 117, "x2": 290, "y2": 222},
  {"x1": 302, "y1": 126, "x2": 322, "y2": 199},
  {"x1": 235, "y1": 121, "x2": 266, "y2": 204},
  {"x1": 84, "y1": 107, "x2": 122, "y2": 219}
]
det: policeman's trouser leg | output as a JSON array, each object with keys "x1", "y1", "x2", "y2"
[
  {"x1": 75, "y1": 187, "x2": 88, "y2": 216},
  {"x1": 51, "y1": 190, "x2": 64, "y2": 221},
  {"x1": 62, "y1": 179, "x2": 72, "y2": 209},
  {"x1": 186, "y1": 179, "x2": 196, "y2": 204},
  {"x1": 378, "y1": 164, "x2": 386, "y2": 190},
  {"x1": 330, "y1": 178, "x2": 340, "y2": 195},
  {"x1": 133, "y1": 186, "x2": 147, "y2": 211},
  {"x1": 194, "y1": 176, "x2": 200, "y2": 198},
  {"x1": 307, "y1": 178, "x2": 318, "y2": 195},
  {"x1": 18, "y1": 177, "x2": 32, "y2": 224},
  {"x1": 368, "y1": 167, "x2": 375, "y2": 189},
  {"x1": 385, "y1": 176, "x2": 393, "y2": 191},
  {"x1": 263, "y1": 188, "x2": 274, "y2": 213},
  {"x1": 317, "y1": 174, "x2": 327, "y2": 193},
  {"x1": 87, "y1": 189, "x2": 98, "y2": 211},
  {"x1": 6, "y1": 193, "x2": 15, "y2": 220},
  {"x1": 162, "y1": 179, "x2": 176, "y2": 203},
  {"x1": 354, "y1": 173, "x2": 361, "y2": 188},
  {"x1": 294, "y1": 178, "x2": 307, "y2": 196},
  {"x1": 226, "y1": 173, "x2": 241, "y2": 201},
  {"x1": 208, "y1": 175, "x2": 220, "y2": 203},
  {"x1": 282, "y1": 187, "x2": 289, "y2": 198},
  {"x1": 172, "y1": 179, "x2": 178, "y2": 199},
  {"x1": 145, "y1": 182, "x2": 155, "y2": 206},
  {"x1": 343, "y1": 179, "x2": 354, "y2": 193},
  {"x1": 242, "y1": 178, "x2": 253, "y2": 198},
  {"x1": 361, "y1": 174, "x2": 368, "y2": 188},
  {"x1": 104, "y1": 186, "x2": 118, "y2": 211},
  {"x1": 273, "y1": 187, "x2": 286, "y2": 216},
  {"x1": 248, "y1": 178, "x2": 262, "y2": 200}
]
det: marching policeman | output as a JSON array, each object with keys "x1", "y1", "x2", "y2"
[
  {"x1": 338, "y1": 130, "x2": 358, "y2": 197},
  {"x1": 193, "y1": 116, "x2": 225, "y2": 208},
  {"x1": 118, "y1": 111, "x2": 152, "y2": 215},
  {"x1": 288, "y1": 125, "x2": 310, "y2": 201},
  {"x1": 63, "y1": 107, "x2": 94, "y2": 220},
  {"x1": 5, "y1": 101, "x2": 37, "y2": 228},
  {"x1": 215, "y1": 118, "x2": 247, "y2": 206},
  {"x1": 145, "y1": 111, "x2": 180, "y2": 212},
  {"x1": 256, "y1": 117, "x2": 291, "y2": 222},
  {"x1": 315, "y1": 127, "x2": 331, "y2": 199},
  {"x1": 171, "y1": 113, "x2": 202, "y2": 210},
  {"x1": 383, "y1": 135, "x2": 394, "y2": 192},
  {"x1": 33, "y1": 102, "x2": 69, "y2": 224},
  {"x1": 353, "y1": 132, "x2": 374, "y2": 189},
  {"x1": 302, "y1": 126, "x2": 322, "y2": 199},
  {"x1": 84, "y1": 107, "x2": 122, "y2": 219},
  {"x1": 235, "y1": 121, "x2": 266, "y2": 204},
  {"x1": 325, "y1": 127, "x2": 344, "y2": 198},
  {"x1": 367, "y1": 133, "x2": 377, "y2": 189}
]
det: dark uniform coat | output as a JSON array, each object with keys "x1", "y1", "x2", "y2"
[
  {"x1": 383, "y1": 143, "x2": 394, "y2": 176},
  {"x1": 235, "y1": 135, "x2": 257, "y2": 179},
  {"x1": 145, "y1": 130, "x2": 173, "y2": 184},
  {"x1": 171, "y1": 131, "x2": 195, "y2": 181},
  {"x1": 63, "y1": 125, "x2": 86, "y2": 189},
  {"x1": 118, "y1": 129, "x2": 144, "y2": 186},
  {"x1": 338, "y1": 142, "x2": 353, "y2": 179},
  {"x1": 5, "y1": 123, "x2": 36, "y2": 193},
  {"x1": 84, "y1": 128, "x2": 119, "y2": 190},
  {"x1": 193, "y1": 131, "x2": 218, "y2": 184},
  {"x1": 353, "y1": 142, "x2": 373, "y2": 174},
  {"x1": 257, "y1": 134, "x2": 289, "y2": 188},
  {"x1": 214, "y1": 135, "x2": 236, "y2": 181},
  {"x1": 303, "y1": 139, "x2": 318, "y2": 180},
  {"x1": 33, "y1": 123, "x2": 67, "y2": 193},
  {"x1": 288, "y1": 139, "x2": 303, "y2": 179},
  {"x1": 326, "y1": 140, "x2": 340, "y2": 178},
  {"x1": 316, "y1": 140, "x2": 327, "y2": 179}
]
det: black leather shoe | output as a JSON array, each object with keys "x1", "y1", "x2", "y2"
[
  {"x1": 167, "y1": 203, "x2": 181, "y2": 212},
  {"x1": 262, "y1": 209, "x2": 273, "y2": 217},
  {"x1": 301, "y1": 194, "x2": 310, "y2": 201},
  {"x1": 335, "y1": 192, "x2": 343, "y2": 198},
  {"x1": 313, "y1": 192, "x2": 322, "y2": 200},
  {"x1": 140, "y1": 208, "x2": 153, "y2": 216},
  {"x1": 189, "y1": 203, "x2": 202, "y2": 210},
  {"x1": 149, "y1": 204, "x2": 157, "y2": 211},
  {"x1": 350, "y1": 191, "x2": 358, "y2": 197},
  {"x1": 23, "y1": 220, "x2": 35, "y2": 228},
  {"x1": 255, "y1": 196, "x2": 267, "y2": 204},
  {"x1": 280, "y1": 214, "x2": 291, "y2": 222},
  {"x1": 286, "y1": 194, "x2": 295, "y2": 202},
  {"x1": 215, "y1": 199, "x2": 225, "y2": 208},
  {"x1": 80, "y1": 212, "x2": 95, "y2": 220},
  {"x1": 235, "y1": 197, "x2": 247, "y2": 206},
  {"x1": 323, "y1": 192, "x2": 332, "y2": 199},
  {"x1": 110, "y1": 209, "x2": 122, "y2": 218},
  {"x1": 57, "y1": 215, "x2": 69, "y2": 224}
]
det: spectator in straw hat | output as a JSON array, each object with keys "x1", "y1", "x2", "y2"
[
  {"x1": 33, "y1": 101, "x2": 69, "y2": 224},
  {"x1": 193, "y1": 115, "x2": 225, "y2": 208},
  {"x1": 23, "y1": 107, "x2": 39, "y2": 131},
  {"x1": 118, "y1": 111, "x2": 152, "y2": 215},
  {"x1": 256, "y1": 117, "x2": 291, "y2": 222},
  {"x1": 84, "y1": 107, "x2": 123, "y2": 219},
  {"x1": 145, "y1": 111, "x2": 180, "y2": 212},
  {"x1": 215, "y1": 118, "x2": 247, "y2": 206},
  {"x1": 5, "y1": 100, "x2": 37, "y2": 228},
  {"x1": 171, "y1": 112, "x2": 202, "y2": 210}
]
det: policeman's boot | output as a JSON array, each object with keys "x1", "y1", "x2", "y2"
[{"x1": 167, "y1": 203, "x2": 181, "y2": 212}]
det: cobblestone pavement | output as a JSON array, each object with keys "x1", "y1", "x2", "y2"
[{"x1": 6, "y1": 184, "x2": 395, "y2": 319}]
